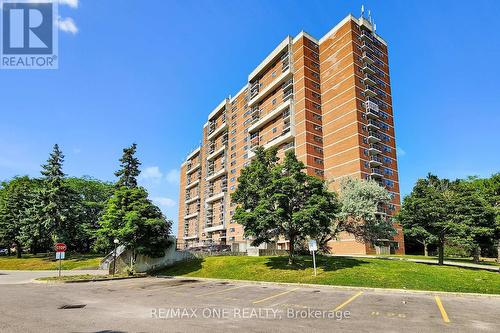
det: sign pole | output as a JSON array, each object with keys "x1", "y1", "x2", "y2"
[
  {"x1": 59, "y1": 255, "x2": 61, "y2": 277},
  {"x1": 312, "y1": 249, "x2": 317, "y2": 276}
]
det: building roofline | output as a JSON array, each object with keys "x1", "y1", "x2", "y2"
[
  {"x1": 248, "y1": 36, "x2": 292, "y2": 82},
  {"x1": 318, "y1": 13, "x2": 387, "y2": 46}
]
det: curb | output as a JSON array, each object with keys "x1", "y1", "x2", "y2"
[
  {"x1": 33, "y1": 275, "x2": 147, "y2": 284},
  {"x1": 154, "y1": 275, "x2": 500, "y2": 298}
]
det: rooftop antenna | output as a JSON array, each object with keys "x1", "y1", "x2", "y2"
[
  {"x1": 373, "y1": 20, "x2": 377, "y2": 32},
  {"x1": 368, "y1": 10, "x2": 372, "y2": 24},
  {"x1": 361, "y1": 4, "x2": 365, "y2": 17}
]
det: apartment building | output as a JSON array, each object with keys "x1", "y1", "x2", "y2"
[{"x1": 177, "y1": 13, "x2": 404, "y2": 255}]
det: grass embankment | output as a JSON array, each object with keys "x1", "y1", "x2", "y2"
[
  {"x1": 0, "y1": 254, "x2": 103, "y2": 270},
  {"x1": 158, "y1": 255, "x2": 500, "y2": 294}
]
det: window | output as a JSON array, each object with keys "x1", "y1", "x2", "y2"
[
  {"x1": 273, "y1": 127, "x2": 277, "y2": 133},
  {"x1": 229, "y1": 228, "x2": 235, "y2": 232},
  {"x1": 231, "y1": 153, "x2": 236, "y2": 158},
  {"x1": 231, "y1": 169, "x2": 236, "y2": 174},
  {"x1": 272, "y1": 98, "x2": 276, "y2": 105},
  {"x1": 230, "y1": 177, "x2": 235, "y2": 182},
  {"x1": 314, "y1": 135, "x2": 323, "y2": 143},
  {"x1": 314, "y1": 157, "x2": 323, "y2": 165},
  {"x1": 230, "y1": 185, "x2": 235, "y2": 190},
  {"x1": 362, "y1": 138, "x2": 368, "y2": 144},
  {"x1": 272, "y1": 71, "x2": 276, "y2": 78}
]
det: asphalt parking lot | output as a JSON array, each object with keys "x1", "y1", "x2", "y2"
[{"x1": 0, "y1": 275, "x2": 498, "y2": 332}]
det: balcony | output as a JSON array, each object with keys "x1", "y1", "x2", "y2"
[
  {"x1": 248, "y1": 67, "x2": 292, "y2": 107},
  {"x1": 363, "y1": 74, "x2": 376, "y2": 86},
  {"x1": 367, "y1": 119, "x2": 380, "y2": 130},
  {"x1": 207, "y1": 122, "x2": 228, "y2": 141},
  {"x1": 360, "y1": 41, "x2": 373, "y2": 53},
  {"x1": 185, "y1": 195, "x2": 200, "y2": 204},
  {"x1": 368, "y1": 143, "x2": 383, "y2": 155},
  {"x1": 184, "y1": 212, "x2": 199, "y2": 220},
  {"x1": 370, "y1": 168, "x2": 384, "y2": 179},
  {"x1": 362, "y1": 51, "x2": 375, "y2": 65},
  {"x1": 369, "y1": 155, "x2": 383, "y2": 167},
  {"x1": 205, "y1": 191, "x2": 225, "y2": 203},
  {"x1": 204, "y1": 224, "x2": 225, "y2": 233},
  {"x1": 206, "y1": 167, "x2": 227, "y2": 182},
  {"x1": 368, "y1": 131, "x2": 382, "y2": 143},
  {"x1": 248, "y1": 130, "x2": 294, "y2": 159},
  {"x1": 186, "y1": 162, "x2": 200, "y2": 175},
  {"x1": 183, "y1": 235, "x2": 199, "y2": 240},
  {"x1": 360, "y1": 30, "x2": 372, "y2": 43},
  {"x1": 364, "y1": 85, "x2": 377, "y2": 97},
  {"x1": 362, "y1": 63, "x2": 376, "y2": 75},
  {"x1": 248, "y1": 99, "x2": 292, "y2": 133},
  {"x1": 185, "y1": 178, "x2": 200, "y2": 190},
  {"x1": 207, "y1": 145, "x2": 226, "y2": 161},
  {"x1": 365, "y1": 100, "x2": 379, "y2": 118}
]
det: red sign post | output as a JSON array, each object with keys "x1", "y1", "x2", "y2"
[
  {"x1": 55, "y1": 243, "x2": 67, "y2": 252},
  {"x1": 54, "y1": 243, "x2": 66, "y2": 277}
]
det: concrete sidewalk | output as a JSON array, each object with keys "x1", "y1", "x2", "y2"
[
  {"x1": 0, "y1": 270, "x2": 108, "y2": 284},
  {"x1": 328, "y1": 254, "x2": 500, "y2": 272}
]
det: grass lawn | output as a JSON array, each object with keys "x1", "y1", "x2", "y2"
[
  {"x1": 0, "y1": 254, "x2": 103, "y2": 270},
  {"x1": 378, "y1": 254, "x2": 500, "y2": 266},
  {"x1": 157, "y1": 255, "x2": 500, "y2": 294}
]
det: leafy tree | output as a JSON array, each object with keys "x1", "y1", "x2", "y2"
[
  {"x1": 95, "y1": 186, "x2": 172, "y2": 262},
  {"x1": 334, "y1": 177, "x2": 396, "y2": 249},
  {"x1": 114, "y1": 143, "x2": 141, "y2": 188},
  {"x1": 65, "y1": 177, "x2": 114, "y2": 252},
  {"x1": 458, "y1": 174, "x2": 500, "y2": 262},
  {"x1": 398, "y1": 174, "x2": 459, "y2": 265},
  {"x1": 232, "y1": 148, "x2": 339, "y2": 264}
]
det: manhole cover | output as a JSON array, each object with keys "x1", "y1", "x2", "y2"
[{"x1": 58, "y1": 304, "x2": 86, "y2": 309}]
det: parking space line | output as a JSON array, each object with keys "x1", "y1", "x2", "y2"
[
  {"x1": 333, "y1": 291, "x2": 363, "y2": 311},
  {"x1": 196, "y1": 285, "x2": 246, "y2": 297},
  {"x1": 434, "y1": 296, "x2": 450, "y2": 323},
  {"x1": 252, "y1": 287, "x2": 300, "y2": 304}
]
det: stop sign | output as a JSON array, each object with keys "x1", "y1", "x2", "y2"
[{"x1": 55, "y1": 243, "x2": 67, "y2": 252}]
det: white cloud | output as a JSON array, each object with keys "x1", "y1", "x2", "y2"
[
  {"x1": 141, "y1": 166, "x2": 163, "y2": 180},
  {"x1": 59, "y1": 0, "x2": 78, "y2": 8},
  {"x1": 152, "y1": 197, "x2": 176, "y2": 208},
  {"x1": 396, "y1": 147, "x2": 406, "y2": 157},
  {"x1": 57, "y1": 17, "x2": 78, "y2": 34},
  {"x1": 165, "y1": 169, "x2": 180, "y2": 184}
]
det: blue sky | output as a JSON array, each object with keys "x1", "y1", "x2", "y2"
[{"x1": 1, "y1": 0, "x2": 499, "y2": 233}]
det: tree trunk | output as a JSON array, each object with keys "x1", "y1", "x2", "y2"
[
  {"x1": 497, "y1": 240, "x2": 500, "y2": 264},
  {"x1": 437, "y1": 237, "x2": 444, "y2": 265},
  {"x1": 15, "y1": 242, "x2": 22, "y2": 258},
  {"x1": 288, "y1": 236, "x2": 295, "y2": 265},
  {"x1": 423, "y1": 240, "x2": 428, "y2": 257},
  {"x1": 473, "y1": 246, "x2": 481, "y2": 264}
]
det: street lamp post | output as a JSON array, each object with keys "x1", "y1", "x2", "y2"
[{"x1": 112, "y1": 239, "x2": 119, "y2": 276}]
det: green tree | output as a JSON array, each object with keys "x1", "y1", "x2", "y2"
[
  {"x1": 232, "y1": 149, "x2": 339, "y2": 264},
  {"x1": 0, "y1": 177, "x2": 34, "y2": 257},
  {"x1": 398, "y1": 174, "x2": 459, "y2": 265},
  {"x1": 65, "y1": 177, "x2": 114, "y2": 252},
  {"x1": 40, "y1": 144, "x2": 79, "y2": 247},
  {"x1": 114, "y1": 143, "x2": 141, "y2": 188},
  {"x1": 458, "y1": 174, "x2": 499, "y2": 263},
  {"x1": 95, "y1": 186, "x2": 172, "y2": 262},
  {"x1": 334, "y1": 177, "x2": 396, "y2": 249}
]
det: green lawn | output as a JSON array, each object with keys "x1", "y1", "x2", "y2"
[
  {"x1": 36, "y1": 274, "x2": 144, "y2": 282},
  {"x1": 0, "y1": 254, "x2": 103, "y2": 270},
  {"x1": 378, "y1": 254, "x2": 500, "y2": 266},
  {"x1": 157, "y1": 255, "x2": 500, "y2": 294}
]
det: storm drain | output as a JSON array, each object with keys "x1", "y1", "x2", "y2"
[{"x1": 58, "y1": 304, "x2": 86, "y2": 309}]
